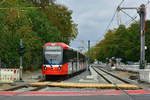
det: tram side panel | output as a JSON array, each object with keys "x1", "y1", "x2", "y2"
[
  {"x1": 63, "y1": 49, "x2": 86, "y2": 75},
  {"x1": 63, "y1": 49, "x2": 74, "y2": 75}
]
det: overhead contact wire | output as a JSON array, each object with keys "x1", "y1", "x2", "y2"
[{"x1": 96, "y1": 0, "x2": 125, "y2": 42}]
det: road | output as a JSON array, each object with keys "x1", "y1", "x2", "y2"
[{"x1": 0, "y1": 94, "x2": 150, "y2": 100}]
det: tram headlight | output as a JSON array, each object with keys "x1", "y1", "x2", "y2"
[
  {"x1": 58, "y1": 65, "x2": 62, "y2": 71},
  {"x1": 44, "y1": 66, "x2": 47, "y2": 70}
]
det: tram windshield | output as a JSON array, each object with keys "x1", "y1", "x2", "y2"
[{"x1": 44, "y1": 46, "x2": 63, "y2": 65}]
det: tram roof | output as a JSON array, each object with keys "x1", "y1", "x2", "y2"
[
  {"x1": 43, "y1": 42, "x2": 70, "y2": 49},
  {"x1": 44, "y1": 43, "x2": 85, "y2": 55}
]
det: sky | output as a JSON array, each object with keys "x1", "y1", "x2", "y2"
[{"x1": 56, "y1": 0, "x2": 150, "y2": 51}]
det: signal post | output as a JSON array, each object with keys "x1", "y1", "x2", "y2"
[{"x1": 19, "y1": 39, "x2": 25, "y2": 81}]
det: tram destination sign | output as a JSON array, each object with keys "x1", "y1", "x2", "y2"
[{"x1": 45, "y1": 46, "x2": 61, "y2": 50}]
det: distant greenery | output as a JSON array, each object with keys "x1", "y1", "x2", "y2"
[
  {"x1": 88, "y1": 21, "x2": 150, "y2": 63},
  {"x1": 0, "y1": 0, "x2": 78, "y2": 70}
]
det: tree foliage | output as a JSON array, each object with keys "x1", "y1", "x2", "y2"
[
  {"x1": 0, "y1": 0, "x2": 78, "y2": 70},
  {"x1": 41, "y1": 4, "x2": 78, "y2": 44},
  {"x1": 90, "y1": 21, "x2": 150, "y2": 63}
]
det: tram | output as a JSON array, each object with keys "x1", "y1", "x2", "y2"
[{"x1": 42, "y1": 43, "x2": 87, "y2": 78}]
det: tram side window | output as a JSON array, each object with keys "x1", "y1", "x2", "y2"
[
  {"x1": 63, "y1": 50, "x2": 75, "y2": 63},
  {"x1": 78, "y1": 53, "x2": 83, "y2": 62}
]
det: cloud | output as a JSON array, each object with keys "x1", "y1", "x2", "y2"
[{"x1": 56, "y1": 0, "x2": 150, "y2": 49}]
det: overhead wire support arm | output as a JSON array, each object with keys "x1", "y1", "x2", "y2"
[
  {"x1": 125, "y1": 15, "x2": 138, "y2": 26},
  {"x1": 118, "y1": 7, "x2": 138, "y2": 10},
  {"x1": 119, "y1": 9, "x2": 138, "y2": 23}
]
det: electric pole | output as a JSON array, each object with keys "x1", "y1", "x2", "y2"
[
  {"x1": 138, "y1": 4, "x2": 146, "y2": 69},
  {"x1": 88, "y1": 40, "x2": 90, "y2": 69},
  {"x1": 118, "y1": 4, "x2": 146, "y2": 69}
]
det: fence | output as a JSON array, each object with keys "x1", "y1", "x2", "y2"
[{"x1": 0, "y1": 68, "x2": 20, "y2": 83}]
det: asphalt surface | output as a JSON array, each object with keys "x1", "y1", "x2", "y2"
[{"x1": 0, "y1": 94, "x2": 150, "y2": 100}]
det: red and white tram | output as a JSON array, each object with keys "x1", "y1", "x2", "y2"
[{"x1": 42, "y1": 43, "x2": 87, "y2": 78}]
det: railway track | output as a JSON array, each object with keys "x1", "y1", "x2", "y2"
[
  {"x1": 4, "y1": 85, "x2": 47, "y2": 92},
  {"x1": 92, "y1": 66, "x2": 132, "y2": 84},
  {"x1": 92, "y1": 66, "x2": 140, "y2": 100}
]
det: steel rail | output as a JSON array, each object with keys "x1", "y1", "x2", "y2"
[
  {"x1": 4, "y1": 85, "x2": 28, "y2": 91},
  {"x1": 4, "y1": 85, "x2": 47, "y2": 91},
  {"x1": 98, "y1": 67, "x2": 130, "y2": 84},
  {"x1": 3, "y1": 79, "x2": 44, "y2": 91},
  {"x1": 114, "y1": 84, "x2": 136, "y2": 100},
  {"x1": 92, "y1": 66, "x2": 132, "y2": 84},
  {"x1": 28, "y1": 86, "x2": 47, "y2": 91},
  {"x1": 93, "y1": 67, "x2": 112, "y2": 84},
  {"x1": 93, "y1": 66, "x2": 136, "y2": 100}
]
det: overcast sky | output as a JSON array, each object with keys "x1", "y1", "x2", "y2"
[{"x1": 56, "y1": 0, "x2": 150, "y2": 51}]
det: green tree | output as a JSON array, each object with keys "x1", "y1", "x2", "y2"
[
  {"x1": 89, "y1": 21, "x2": 150, "y2": 63},
  {"x1": 0, "y1": 0, "x2": 78, "y2": 71}
]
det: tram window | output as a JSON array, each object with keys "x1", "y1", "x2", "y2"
[{"x1": 63, "y1": 49, "x2": 78, "y2": 63}]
